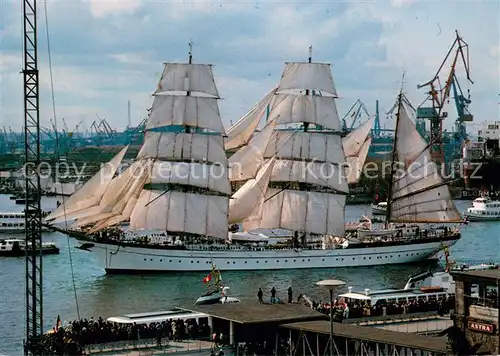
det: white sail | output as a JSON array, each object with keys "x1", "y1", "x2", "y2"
[
  {"x1": 145, "y1": 95, "x2": 225, "y2": 133},
  {"x1": 345, "y1": 138, "x2": 371, "y2": 184},
  {"x1": 228, "y1": 120, "x2": 278, "y2": 182},
  {"x1": 225, "y1": 88, "x2": 276, "y2": 150},
  {"x1": 264, "y1": 131, "x2": 345, "y2": 164},
  {"x1": 70, "y1": 160, "x2": 151, "y2": 229},
  {"x1": 155, "y1": 63, "x2": 219, "y2": 97},
  {"x1": 89, "y1": 169, "x2": 149, "y2": 233},
  {"x1": 342, "y1": 117, "x2": 375, "y2": 184},
  {"x1": 125, "y1": 59, "x2": 230, "y2": 238},
  {"x1": 243, "y1": 60, "x2": 347, "y2": 236},
  {"x1": 243, "y1": 189, "x2": 346, "y2": 236},
  {"x1": 130, "y1": 189, "x2": 228, "y2": 240},
  {"x1": 45, "y1": 145, "x2": 128, "y2": 222},
  {"x1": 277, "y1": 62, "x2": 338, "y2": 96},
  {"x1": 150, "y1": 161, "x2": 231, "y2": 195},
  {"x1": 269, "y1": 159, "x2": 348, "y2": 193},
  {"x1": 137, "y1": 132, "x2": 227, "y2": 164},
  {"x1": 389, "y1": 104, "x2": 461, "y2": 223},
  {"x1": 267, "y1": 95, "x2": 342, "y2": 131},
  {"x1": 343, "y1": 117, "x2": 374, "y2": 157},
  {"x1": 228, "y1": 157, "x2": 275, "y2": 224}
]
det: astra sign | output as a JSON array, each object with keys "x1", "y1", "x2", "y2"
[{"x1": 468, "y1": 321, "x2": 495, "y2": 334}]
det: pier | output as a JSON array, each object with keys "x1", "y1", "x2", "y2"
[{"x1": 178, "y1": 302, "x2": 451, "y2": 356}]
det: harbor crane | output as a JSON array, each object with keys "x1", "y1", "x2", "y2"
[
  {"x1": 416, "y1": 30, "x2": 473, "y2": 169},
  {"x1": 22, "y1": 0, "x2": 44, "y2": 354}
]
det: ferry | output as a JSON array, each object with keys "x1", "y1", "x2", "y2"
[
  {"x1": 371, "y1": 202, "x2": 387, "y2": 216},
  {"x1": 0, "y1": 238, "x2": 60, "y2": 257},
  {"x1": 0, "y1": 212, "x2": 51, "y2": 233},
  {"x1": 463, "y1": 196, "x2": 500, "y2": 221}
]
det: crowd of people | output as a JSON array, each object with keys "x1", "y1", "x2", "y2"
[
  {"x1": 41, "y1": 316, "x2": 210, "y2": 355},
  {"x1": 309, "y1": 294, "x2": 456, "y2": 320}
]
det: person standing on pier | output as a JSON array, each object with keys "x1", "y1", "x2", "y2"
[
  {"x1": 257, "y1": 288, "x2": 263, "y2": 303},
  {"x1": 271, "y1": 287, "x2": 276, "y2": 303},
  {"x1": 288, "y1": 287, "x2": 293, "y2": 303}
]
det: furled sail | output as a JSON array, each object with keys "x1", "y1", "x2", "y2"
[
  {"x1": 224, "y1": 87, "x2": 276, "y2": 151},
  {"x1": 45, "y1": 145, "x2": 128, "y2": 222},
  {"x1": 228, "y1": 157, "x2": 275, "y2": 224},
  {"x1": 342, "y1": 117, "x2": 375, "y2": 184},
  {"x1": 388, "y1": 101, "x2": 462, "y2": 223},
  {"x1": 127, "y1": 55, "x2": 230, "y2": 240},
  {"x1": 242, "y1": 59, "x2": 348, "y2": 237}
]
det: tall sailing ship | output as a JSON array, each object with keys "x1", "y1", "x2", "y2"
[{"x1": 45, "y1": 49, "x2": 460, "y2": 273}]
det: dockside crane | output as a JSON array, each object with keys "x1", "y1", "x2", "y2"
[
  {"x1": 341, "y1": 99, "x2": 371, "y2": 132},
  {"x1": 22, "y1": 0, "x2": 44, "y2": 354},
  {"x1": 416, "y1": 30, "x2": 473, "y2": 169}
]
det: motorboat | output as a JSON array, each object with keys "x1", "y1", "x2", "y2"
[
  {"x1": 194, "y1": 265, "x2": 240, "y2": 305},
  {"x1": 0, "y1": 238, "x2": 59, "y2": 257},
  {"x1": 464, "y1": 196, "x2": 500, "y2": 221}
]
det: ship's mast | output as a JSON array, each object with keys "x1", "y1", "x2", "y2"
[
  {"x1": 385, "y1": 76, "x2": 406, "y2": 228},
  {"x1": 303, "y1": 45, "x2": 312, "y2": 133},
  {"x1": 185, "y1": 41, "x2": 193, "y2": 134}
]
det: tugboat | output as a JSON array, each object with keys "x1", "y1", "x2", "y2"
[
  {"x1": 195, "y1": 264, "x2": 240, "y2": 305},
  {"x1": 0, "y1": 238, "x2": 59, "y2": 257}
]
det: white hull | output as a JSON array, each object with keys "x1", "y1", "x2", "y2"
[
  {"x1": 463, "y1": 212, "x2": 500, "y2": 221},
  {"x1": 81, "y1": 239, "x2": 458, "y2": 273}
]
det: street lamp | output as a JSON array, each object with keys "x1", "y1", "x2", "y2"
[{"x1": 316, "y1": 279, "x2": 346, "y2": 356}]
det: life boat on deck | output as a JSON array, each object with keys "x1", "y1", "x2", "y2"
[{"x1": 420, "y1": 286, "x2": 444, "y2": 293}]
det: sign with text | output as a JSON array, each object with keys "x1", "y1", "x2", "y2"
[{"x1": 468, "y1": 321, "x2": 495, "y2": 334}]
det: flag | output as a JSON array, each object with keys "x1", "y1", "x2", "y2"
[
  {"x1": 55, "y1": 315, "x2": 61, "y2": 331},
  {"x1": 203, "y1": 274, "x2": 211, "y2": 284}
]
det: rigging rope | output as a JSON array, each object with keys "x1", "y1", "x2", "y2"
[{"x1": 43, "y1": 0, "x2": 80, "y2": 320}]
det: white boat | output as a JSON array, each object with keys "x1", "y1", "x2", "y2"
[
  {"x1": 463, "y1": 196, "x2": 500, "y2": 221},
  {"x1": 195, "y1": 265, "x2": 240, "y2": 305},
  {"x1": 355, "y1": 93, "x2": 463, "y2": 239},
  {"x1": 48, "y1": 48, "x2": 460, "y2": 273},
  {"x1": 0, "y1": 212, "x2": 50, "y2": 233},
  {"x1": 371, "y1": 202, "x2": 387, "y2": 215},
  {"x1": 0, "y1": 238, "x2": 59, "y2": 257}
]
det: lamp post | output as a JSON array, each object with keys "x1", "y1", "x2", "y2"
[{"x1": 316, "y1": 279, "x2": 346, "y2": 356}]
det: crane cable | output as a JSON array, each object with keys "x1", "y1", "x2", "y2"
[{"x1": 43, "y1": 0, "x2": 80, "y2": 320}]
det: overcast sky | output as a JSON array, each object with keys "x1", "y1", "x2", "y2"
[{"x1": 1, "y1": 0, "x2": 499, "y2": 135}]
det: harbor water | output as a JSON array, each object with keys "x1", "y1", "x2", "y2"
[{"x1": 0, "y1": 196, "x2": 498, "y2": 355}]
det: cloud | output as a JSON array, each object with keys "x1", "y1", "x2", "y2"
[
  {"x1": 0, "y1": 0, "x2": 498, "y2": 136},
  {"x1": 87, "y1": 0, "x2": 143, "y2": 18}
]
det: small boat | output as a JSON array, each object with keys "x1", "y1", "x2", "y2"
[
  {"x1": 15, "y1": 197, "x2": 36, "y2": 205},
  {"x1": 0, "y1": 238, "x2": 59, "y2": 257},
  {"x1": 195, "y1": 265, "x2": 240, "y2": 305},
  {"x1": 371, "y1": 201, "x2": 387, "y2": 215},
  {"x1": 464, "y1": 196, "x2": 500, "y2": 221}
]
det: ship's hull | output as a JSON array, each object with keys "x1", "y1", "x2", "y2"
[
  {"x1": 463, "y1": 211, "x2": 500, "y2": 221},
  {"x1": 77, "y1": 237, "x2": 459, "y2": 273}
]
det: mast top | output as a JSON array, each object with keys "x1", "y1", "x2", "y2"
[
  {"x1": 188, "y1": 41, "x2": 193, "y2": 64},
  {"x1": 308, "y1": 45, "x2": 312, "y2": 63}
]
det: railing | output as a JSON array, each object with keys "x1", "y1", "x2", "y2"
[
  {"x1": 370, "y1": 318, "x2": 453, "y2": 334},
  {"x1": 85, "y1": 337, "x2": 213, "y2": 355}
]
